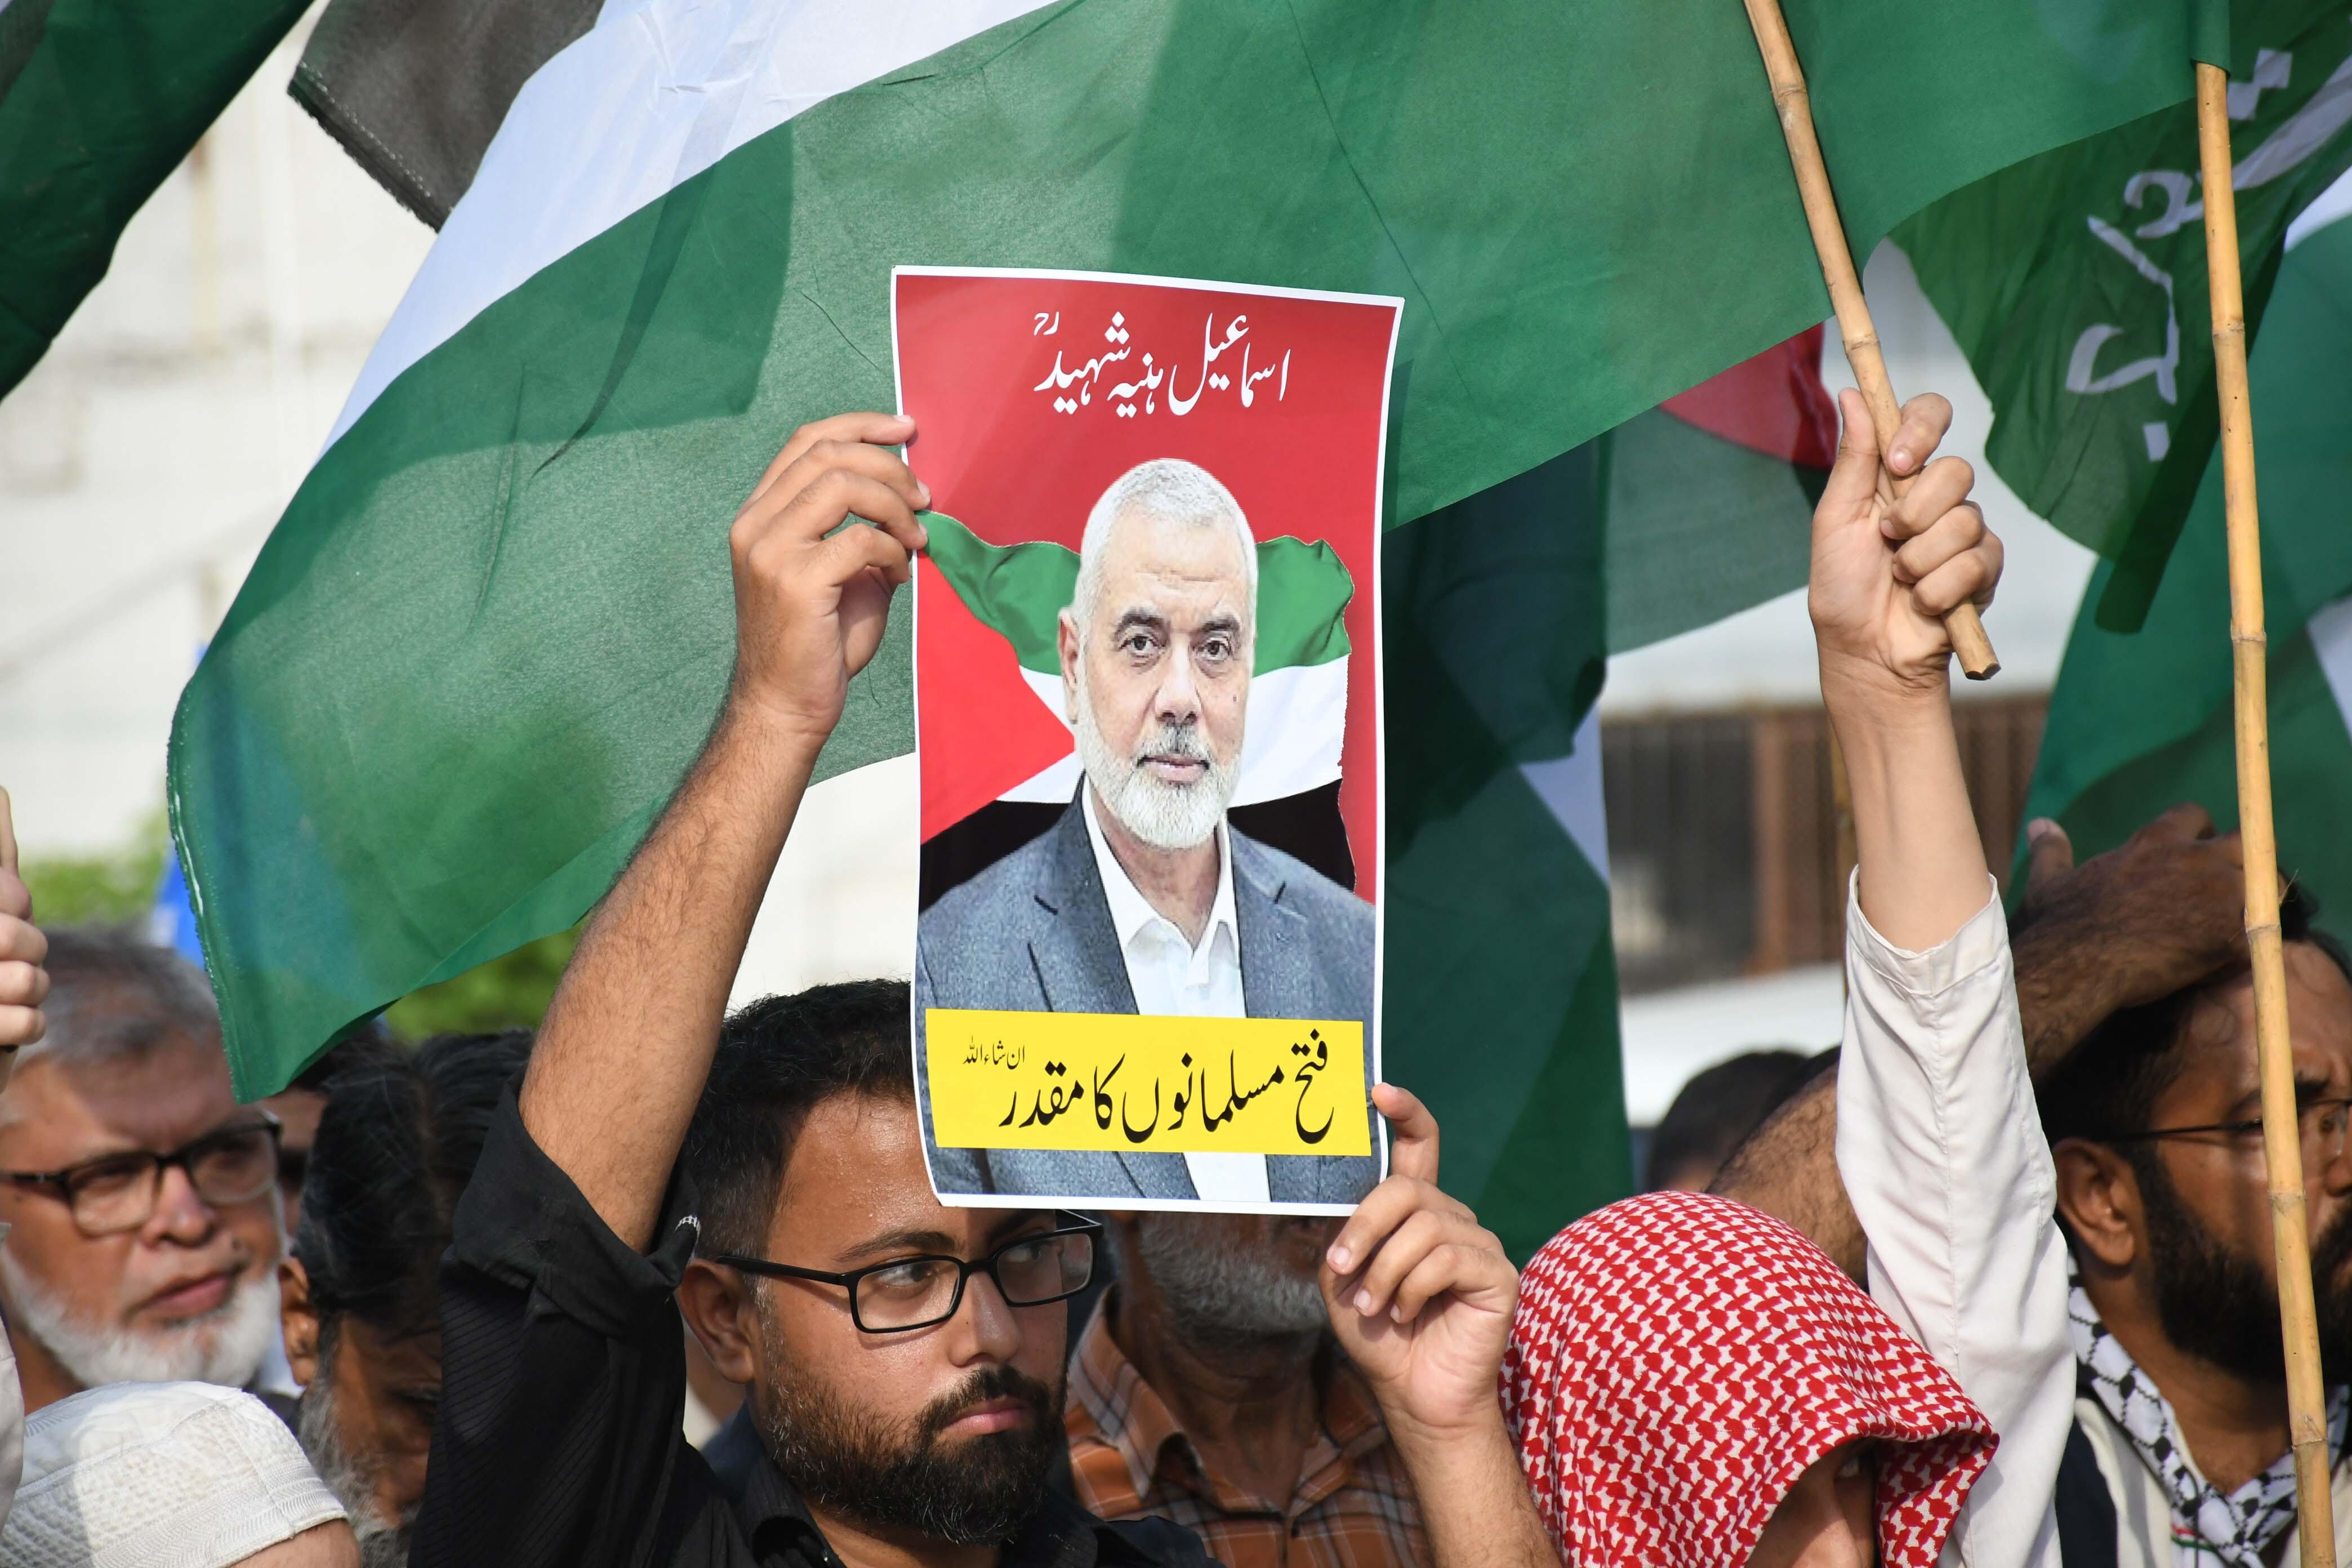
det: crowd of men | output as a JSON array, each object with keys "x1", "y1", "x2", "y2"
[{"x1": 0, "y1": 388, "x2": 2337, "y2": 1568}]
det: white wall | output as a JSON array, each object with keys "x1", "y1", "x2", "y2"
[{"x1": 0, "y1": 23, "x2": 434, "y2": 856}]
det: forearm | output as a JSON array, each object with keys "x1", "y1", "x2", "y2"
[
  {"x1": 520, "y1": 700, "x2": 823, "y2": 1250},
  {"x1": 1392, "y1": 1422, "x2": 1560, "y2": 1568},
  {"x1": 1827, "y1": 674, "x2": 1986, "y2": 951}
]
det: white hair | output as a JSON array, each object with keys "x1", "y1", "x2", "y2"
[{"x1": 1066, "y1": 459, "x2": 1258, "y2": 639}]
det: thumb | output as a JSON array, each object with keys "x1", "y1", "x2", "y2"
[
  {"x1": 2024, "y1": 818, "x2": 2074, "y2": 902},
  {"x1": 1814, "y1": 387, "x2": 1883, "y2": 534}
]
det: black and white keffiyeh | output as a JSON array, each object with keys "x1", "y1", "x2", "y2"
[{"x1": 2069, "y1": 1268, "x2": 2349, "y2": 1567}]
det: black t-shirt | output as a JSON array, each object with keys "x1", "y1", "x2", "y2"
[{"x1": 409, "y1": 1092, "x2": 1213, "y2": 1568}]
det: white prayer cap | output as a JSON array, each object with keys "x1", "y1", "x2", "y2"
[{"x1": 0, "y1": 1382, "x2": 347, "y2": 1567}]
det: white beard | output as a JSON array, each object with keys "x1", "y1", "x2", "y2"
[
  {"x1": 0, "y1": 1246, "x2": 282, "y2": 1392},
  {"x1": 1073, "y1": 665, "x2": 1241, "y2": 853},
  {"x1": 300, "y1": 1369, "x2": 412, "y2": 1568}
]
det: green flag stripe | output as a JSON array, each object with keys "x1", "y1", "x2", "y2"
[
  {"x1": 923, "y1": 513, "x2": 1352, "y2": 676},
  {"x1": 1, "y1": 0, "x2": 309, "y2": 394}
]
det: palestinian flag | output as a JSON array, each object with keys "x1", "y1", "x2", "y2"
[
  {"x1": 0, "y1": 0, "x2": 308, "y2": 395},
  {"x1": 919, "y1": 514, "x2": 1360, "y2": 894},
  {"x1": 2025, "y1": 212, "x2": 2352, "y2": 939},
  {"x1": 172, "y1": 0, "x2": 2222, "y2": 1244},
  {"x1": 1896, "y1": 2, "x2": 2352, "y2": 631}
]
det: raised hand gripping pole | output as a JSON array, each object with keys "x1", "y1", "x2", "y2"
[
  {"x1": 1740, "y1": 0, "x2": 1999, "y2": 680},
  {"x1": 2194, "y1": 61, "x2": 2338, "y2": 1568}
]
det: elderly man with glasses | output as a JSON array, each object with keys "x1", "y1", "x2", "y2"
[{"x1": 0, "y1": 925, "x2": 290, "y2": 1416}]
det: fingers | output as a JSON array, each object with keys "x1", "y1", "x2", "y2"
[
  {"x1": 0, "y1": 1008, "x2": 40, "y2": 1051},
  {"x1": 741, "y1": 447, "x2": 928, "y2": 550},
  {"x1": 736, "y1": 475, "x2": 926, "y2": 599},
  {"x1": 1814, "y1": 388, "x2": 1884, "y2": 527},
  {"x1": 745, "y1": 413, "x2": 917, "y2": 510},
  {"x1": 816, "y1": 518, "x2": 914, "y2": 589},
  {"x1": 2023, "y1": 819, "x2": 2075, "y2": 902},
  {"x1": 0, "y1": 960, "x2": 46, "y2": 1010},
  {"x1": 1324, "y1": 1171, "x2": 1471, "y2": 1280},
  {"x1": 2140, "y1": 802, "x2": 2220, "y2": 844},
  {"x1": 1334, "y1": 1206, "x2": 1512, "y2": 1325},
  {"x1": 1888, "y1": 494, "x2": 1983, "y2": 583},
  {"x1": 1904, "y1": 515, "x2": 2002, "y2": 617},
  {"x1": 1373, "y1": 1081, "x2": 1438, "y2": 1184},
  {"x1": 1885, "y1": 393, "x2": 1954, "y2": 478},
  {"x1": 0, "y1": 912, "x2": 43, "y2": 965}
]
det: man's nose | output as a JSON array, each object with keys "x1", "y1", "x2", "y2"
[
  {"x1": 1152, "y1": 651, "x2": 1202, "y2": 725},
  {"x1": 140, "y1": 1162, "x2": 220, "y2": 1246},
  {"x1": 947, "y1": 1269, "x2": 1023, "y2": 1365}
]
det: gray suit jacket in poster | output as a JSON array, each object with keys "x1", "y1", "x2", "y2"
[{"x1": 915, "y1": 796, "x2": 1379, "y2": 1205}]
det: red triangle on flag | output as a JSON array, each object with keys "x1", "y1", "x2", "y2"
[{"x1": 917, "y1": 554, "x2": 1076, "y2": 841}]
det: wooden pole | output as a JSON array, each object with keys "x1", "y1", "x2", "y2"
[
  {"x1": 1740, "y1": 0, "x2": 1998, "y2": 680},
  {"x1": 2195, "y1": 61, "x2": 2338, "y2": 1568}
]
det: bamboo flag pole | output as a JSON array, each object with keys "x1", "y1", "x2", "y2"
[
  {"x1": 1739, "y1": 0, "x2": 1998, "y2": 680},
  {"x1": 2195, "y1": 62, "x2": 2339, "y2": 1568}
]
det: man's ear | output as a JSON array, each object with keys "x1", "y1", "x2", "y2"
[
  {"x1": 279, "y1": 1255, "x2": 322, "y2": 1387},
  {"x1": 679, "y1": 1258, "x2": 761, "y2": 1386},
  {"x1": 1058, "y1": 611, "x2": 1081, "y2": 723},
  {"x1": 2053, "y1": 1138, "x2": 2143, "y2": 1271}
]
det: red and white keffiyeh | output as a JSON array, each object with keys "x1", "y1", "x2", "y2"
[{"x1": 1503, "y1": 1191, "x2": 1995, "y2": 1568}]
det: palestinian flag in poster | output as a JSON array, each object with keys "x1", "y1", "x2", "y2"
[{"x1": 902, "y1": 269, "x2": 1397, "y2": 1214}]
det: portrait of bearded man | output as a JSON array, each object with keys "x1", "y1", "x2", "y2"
[{"x1": 916, "y1": 458, "x2": 1377, "y2": 1208}]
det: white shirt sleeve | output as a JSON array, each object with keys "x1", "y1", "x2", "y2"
[{"x1": 1837, "y1": 874, "x2": 2070, "y2": 1568}]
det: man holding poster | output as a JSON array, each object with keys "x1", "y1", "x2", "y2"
[{"x1": 903, "y1": 270, "x2": 1401, "y2": 1213}]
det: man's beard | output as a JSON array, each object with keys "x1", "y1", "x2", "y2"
[
  {"x1": 2136, "y1": 1148, "x2": 2352, "y2": 1384},
  {"x1": 1132, "y1": 1214, "x2": 1329, "y2": 1351},
  {"x1": 751, "y1": 1337, "x2": 1063, "y2": 1547},
  {"x1": 0, "y1": 1246, "x2": 279, "y2": 1391},
  {"x1": 297, "y1": 1358, "x2": 412, "y2": 1568},
  {"x1": 1073, "y1": 665, "x2": 1240, "y2": 853}
]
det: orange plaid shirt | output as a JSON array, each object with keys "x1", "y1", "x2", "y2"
[{"x1": 1063, "y1": 1293, "x2": 1429, "y2": 1568}]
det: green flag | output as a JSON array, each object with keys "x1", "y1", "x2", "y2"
[
  {"x1": 2025, "y1": 214, "x2": 2352, "y2": 933},
  {"x1": 173, "y1": 0, "x2": 2221, "y2": 1128},
  {"x1": 1897, "y1": 3, "x2": 2352, "y2": 631},
  {"x1": 0, "y1": 0, "x2": 308, "y2": 396}
]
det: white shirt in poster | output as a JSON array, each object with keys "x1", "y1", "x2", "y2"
[{"x1": 1080, "y1": 789, "x2": 1268, "y2": 1205}]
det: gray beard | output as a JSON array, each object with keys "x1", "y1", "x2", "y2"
[
  {"x1": 0, "y1": 1245, "x2": 279, "y2": 1392},
  {"x1": 1132, "y1": 1214, "x2": 1329, "y2": 1349},
  {"x1": 298, "y1": 1363, "x2": 412, "y2": 1568},
  {"x1": 1073, "y1": 665, "x2": 1240, "y2": 853}
]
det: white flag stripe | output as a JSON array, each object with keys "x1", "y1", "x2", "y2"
[
  {"x1": 2309, "y1": 594, "x2": 2352, "y2": 734},
  {"x1": 998, "y1": 662, "x2": 1349, "y2": 808},
  {"x1": 328, "y1": 0, "x2": 1058, "y2": 448},
  {"x1": 1518, "y1": 705, "x2": 1610, "y2": 882}
]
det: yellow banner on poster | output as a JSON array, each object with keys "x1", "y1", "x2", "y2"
[{"x1": 925, "y1": 1010, "x2": 1369, "y2": 1157}]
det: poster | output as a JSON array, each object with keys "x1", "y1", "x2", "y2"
[{"x1": 898, "y1": 267, "x2": 1401, "y2": 1214}]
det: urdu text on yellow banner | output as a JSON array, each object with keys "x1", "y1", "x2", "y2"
[{"x1": 925, "y1": 1009, "x2": 1369, "y2": 1157}]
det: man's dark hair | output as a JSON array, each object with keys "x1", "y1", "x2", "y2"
[
  {"x1": 294, "y1": 1030, "x2": 533, "y2": 1348},
  {"x1": 683, "y1": 981, "x2": 913, "y2": 1258},
  {"x1": 287, "y1": 1019, "x2": 400, "y2": 1096},
  {"x1": 1646, "y1": 1048, "x2": 1823, "y2": 1190},
  {"x1": 2037, "y1": 880, "x2": 2352, "y2": 1147}
]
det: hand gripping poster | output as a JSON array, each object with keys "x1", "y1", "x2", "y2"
[{"x1": 898, "y1": 268, "x2": 1401, "y2": 1215}]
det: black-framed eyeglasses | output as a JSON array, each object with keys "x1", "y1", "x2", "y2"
[
  {"x1": 718, "y1": 1214, "x2": 1101, "y2": 1333},
  {"x1": 2102, "y1": 1097, "x2": 2352, "y2": 1163},
  {"x1": 0, "y1": 1112, "x2": 284, "y2": 1237}
]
